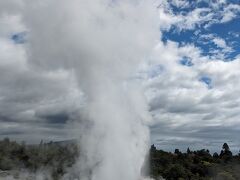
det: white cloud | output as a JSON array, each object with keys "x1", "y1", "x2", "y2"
[
  {"x1": 212, "y1": 37, "x2": 233, "y2": 52},
  {"x1": 221, "y1": 4, "x2": 240, "y2": 23},
  {"x1": 199, "y1": 34, "x2": 233, "y2": 59},
  {"x1": 212, "y1": 38, "x2": 226, "y2": 48},
  {"x1": 171, "y1": 0, "x2": 190, "y2": 8},
  {"x1": 158, "y1": 1, "x2": 240, "y2": 32},
  {"x1": 0, "y1": 0, "x2": 24, "y2": 15},
  {"x1": 141, "y1": 35, "x2": 240, "y2": 151},
  {"x1": 158, "y1": 4, "x2": 213, "y2": 31},
  {"x1": 0, "y1": 2, "x2": 84, "y2": 142}
]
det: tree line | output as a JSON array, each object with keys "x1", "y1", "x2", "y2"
[
  {"x1": 149, "y1": 143, "x2": 240, "y2": 180},
  {"x1": 0, "y1": 138, "x2": 240, "y2": 179}
]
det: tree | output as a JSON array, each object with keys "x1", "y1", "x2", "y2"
[
  {"x1": 220, "y1": 143, "x2": 232, "y2": 162},
  {"x1": 213, "y1": 152, "x2": 219, "y2": 158},
  {"x1": 150, "y1": 144, "x2": 156, "y2": 152},
  {"x1": 164, "y1": 164, "x2": 187, "y2": 179},
  {"x1": 222, "y1": 143, "x2": 230, "y2": 152},
  {"x1": 174, "y1": 149, "x2": 181, "y2": 155}
]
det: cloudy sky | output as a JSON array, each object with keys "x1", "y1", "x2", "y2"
[{"x1": 1, "y1": 0, "x2": 240, "y2": 153}]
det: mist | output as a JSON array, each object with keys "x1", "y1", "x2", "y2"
[{"x1": 20, "y1": 0, "x2": 159, "y2": 179}]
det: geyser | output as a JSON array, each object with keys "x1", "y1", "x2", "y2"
[{"x1": 22, "y1": 0, "x2": 159, "y2": 179}]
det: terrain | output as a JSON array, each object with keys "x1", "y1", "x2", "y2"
[{"x1": 0, "y1": 138, "x2": 239, "y2": 180}]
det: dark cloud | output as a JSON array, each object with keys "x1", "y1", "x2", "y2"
[{"x1": 38, "y1": 113, "x2": 70, "y2": 124}]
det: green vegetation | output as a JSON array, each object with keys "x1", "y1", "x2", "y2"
[
  {"x1": 149, "y1": 144, "x2": 240, "y2": 180},
  {"x1": 1, "y1": 138, "x2": 240, "y2": 180},
  {"x1": 0, "y1": 138, "x2": 78, "y2": 179}
]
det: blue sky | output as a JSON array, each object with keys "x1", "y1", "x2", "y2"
[{"x1": 161, "y1": 0, "x2": 240, "y2": 60}]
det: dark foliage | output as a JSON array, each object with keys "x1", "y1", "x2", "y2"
[
  {"x1": 149, "y1": 143, "x2": 240, "y2": 180},
  {"x1": 1, "y1": 138, "x2": 240, "y2": 180}
]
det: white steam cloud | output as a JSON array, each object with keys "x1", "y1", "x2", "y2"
[{"x1": 2, "y1": 0, "x2": 159, "y2": 179}]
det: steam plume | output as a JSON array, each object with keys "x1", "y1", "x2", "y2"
[{"x1": 23, "y1": 0, "x2": 159, "y2": 179}]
